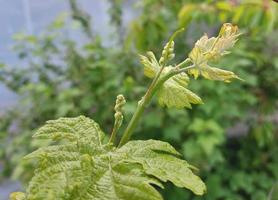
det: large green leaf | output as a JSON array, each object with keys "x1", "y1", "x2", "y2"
[
  {"x1": 14, "y1": 116, "x2": 205, "y2": 200},
  {"x1": 116, "y1": 140, "x2": 206, "y2": 195}
]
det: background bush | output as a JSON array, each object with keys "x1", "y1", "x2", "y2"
[{"x1": 0, "y1": 0, "x2": 277, "y2": 199}]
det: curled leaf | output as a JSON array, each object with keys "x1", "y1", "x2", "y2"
[{"x1": 140, "y1": 51, "x2": 160, "y2": 79}]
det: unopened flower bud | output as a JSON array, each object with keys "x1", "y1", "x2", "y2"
[
  {"x1": 159, "y1": 57, "x2": 165, "y2": 64},
  {"x1": 219, "y1": 23, "x2": 238, "y2": 37},
  {"x1": 159, "y1": 40, "x2": 175, "y2": 65},
  {"x1": 109, "y1": 94, "x2": 126, "y2": 143},
  {"x1": 168, "y1": 53, "x2": 175, "y2": 60},
  {"x1": 169, "y1": 47, "x2": 174, "y2": 53}
]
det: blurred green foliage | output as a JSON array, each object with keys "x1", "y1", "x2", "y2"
[{"x1": 0, "y1": 0, "x2": 278, "y2": 199}]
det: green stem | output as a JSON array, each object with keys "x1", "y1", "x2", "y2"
[
  {"x1": 118, "y1": 64, "x2": 166, "y2": 147},
  {"x1": 152, "y1": 65, "x2": 195, "y2": 94},
  {"x1": 118, "y1": 62, "x2": 194, "y2": 147},
  {"x1": 176, "y1": 58, "x2": 190, "y2": 68},
  {"x1": 109, "y1": 125, "x2": 118, "y2": 144}
]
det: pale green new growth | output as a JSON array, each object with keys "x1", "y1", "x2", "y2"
[
  {"x1": 13, "y1": 116, "x2": 205, "y2": 200},
  {"x1": 11, "y1": 23, "x2": 242, "y2": 200},
  {"x1": 141, "y1": 53, "x2": 202, "y2": 108},
  {"x1": 188, "y1": 23, "x2": 241, "y2": 82},
  {"x1": 141, "y1": 23, "x2": 240, "y2": 109},
  {"x1": 9, "y1": 192, "x2": 26, "y2": 200}
]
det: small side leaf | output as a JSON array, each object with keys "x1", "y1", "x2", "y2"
[
  {"x1": 157, "y1": 67, "x2": 203, "y2": 109},
  {"x1": 140, "y1": 49, "x2": 202, "y2": 109},
  {"x1": 157, "y1": 80, "x2": 203, "y2": 109}
]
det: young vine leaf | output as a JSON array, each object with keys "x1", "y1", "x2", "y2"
[
  {"x1": 11, "y1": 116, "x2": 205, "y2": 200},
  {"x1": 188, "y1": 23, "x2": 241, "y2": 82},
  {"x1": 141, "y1": 53, "x2": 202, "y2": 108}
]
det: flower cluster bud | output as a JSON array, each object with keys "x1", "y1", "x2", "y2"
[
  {"x1": 219, "y1": 23, "x2": 238, "y2": 37},
  {"x1": 114, "y1": 94, "x2": 126, "y2": 129},
  {"x1": 159, "y1": 41, "x2": 175, "y2": 65}
]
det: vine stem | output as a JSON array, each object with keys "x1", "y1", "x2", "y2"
[
  {"x1": 118, "y1": 60, "x2": 193, "y2": 147},
  {"x1": 118, "y1": 63, "x2": 166, "y2": 147},
  {"x1": 109, "y1": 125, "x2": 118, "y2": 144}
]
